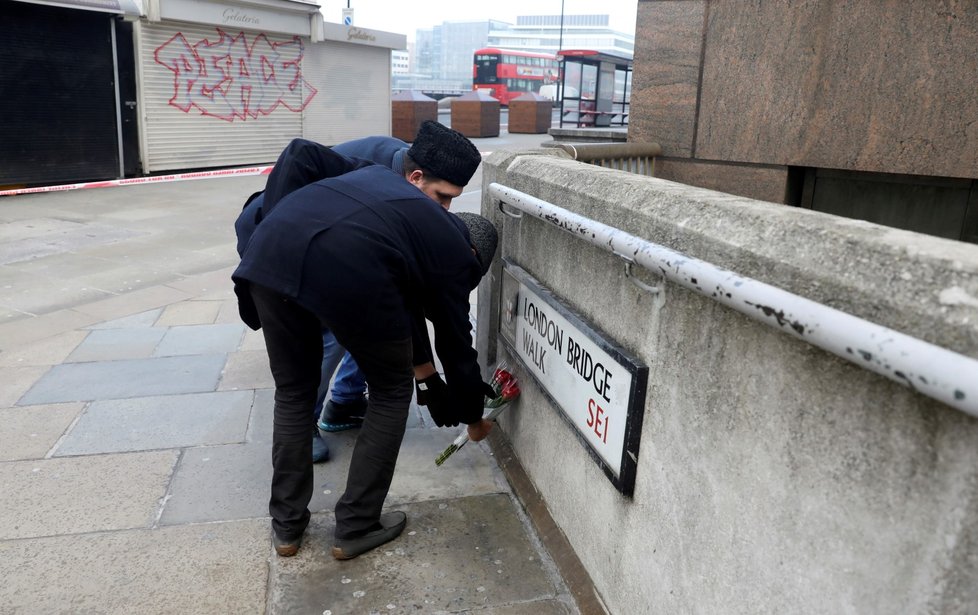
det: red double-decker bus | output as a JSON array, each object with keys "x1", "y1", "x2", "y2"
[{"x1": 472, "y1": 48, "x2": 560, "y2": 106}]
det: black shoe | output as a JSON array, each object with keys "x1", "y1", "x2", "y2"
[
  {"x1": 318, "y1": 398, "x2": 367, "y2": 432},
  {"x1": 312, "y1": 432, "x2": 330, "y2": 463},
  {"x1": 272, "y1": 531, "x2": 303, "y2": 557},
  {"x1": 331, "y1": 511, "x2": 407, "y2": 560}
]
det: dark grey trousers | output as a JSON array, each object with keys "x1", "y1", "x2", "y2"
[{"x1": 249, "y1": 284, "x2": 413, "y2": 541}]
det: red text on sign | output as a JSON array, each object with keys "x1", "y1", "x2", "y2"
[{"x1": 586, "y1": 398, "x2": 609, "y2": 444}]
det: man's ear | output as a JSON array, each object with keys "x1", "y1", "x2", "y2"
[{"x1": 407, "y1": 169, "x2": 425, "y2": 187}]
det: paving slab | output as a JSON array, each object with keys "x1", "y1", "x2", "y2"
[
  {"x1": 0, "y1": 217, "x2": 77, "y2": 242},
  {"x1": 162, "y1": 266, "x2": 237, "y2": 296},
  {"x1": 0, "y1": 402, "x2": 84, "y2": 461},
  {"x1": 4, "y1": 251, "x2": 127, "y2": 281},
  {"x1": 0, "y1": 450, "x2": 177, "y2": 539},
  {"x1": 153, "y1": 323, "x2": 244, "y2": 356},
  {"x1": 64, "y1": 327, "x2": 167, "y2": 362},
  {"x1": 239, "y1": 326, "x2": 267, "y2": 350},
  {"x1": 161, "y1": 440, "x2": 273, "y2": 525},
  {"x1": 216, "y1": 297, "x2": 244, "y2": 324},
  {"x1": 219, "y1": 348, "x2": 274, "y2": 390},
  {"x1": 268, "y1": 494, "x2": 564, "y2": 614},
  {"x1": 68, "y1": 284, "x2": 192, "y2": 321},
  {"x1": 54, "y1": 390, "x2": 253, "y2": 456},
  {"x1": 18, "y1": 354, "x2": 227, "y2": 404},
  {"x1": 160, "y1": 416, "x2": 500, "y2": 526},
  {"x1": 0, "y1": 519, "x2": 269, "y2": 614},
  {"x1": 0, "y1": 330, "x2": 86, "y2": 367},
  {"x1": 0, "y1": 281, "x2": 115, "y2": 316},
  {"x1": 0, "y1": 308, "x2": 98, "y2": 351},
  {"x1": 386, "y1": 427, "x2": 504, "y2": 503},
  {"x1": 249, "y1": 387, "x2": 275, "y2": 443},
  {"x1": 64, "y1": 264, "x2": 180, "y2": 296},
  {"x1": 0, "y1": 219, "x2": 143, "y2": 265},
  {"x1": 0, "y1": 305, "x2": 25, "y2": 323},
  {"x1": 0, "y1": 365, "x2": 50, "y2": 408},
  {"x1": 118, "y1": 246, "x2": 233, "y2": 276},
  {"x1": 86, "y1": 307, "x2": 163, "y2": 330},
  {"x1": 156, "y1": 300, "x2": 223, "y2": 326}
]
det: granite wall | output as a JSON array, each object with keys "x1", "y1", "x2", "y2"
[{"x1": 632, "y1": 0, "x2": 978, "y2": 201}]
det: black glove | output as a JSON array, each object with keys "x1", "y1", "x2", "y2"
[
  {"x1": 415, "y1": 374, "x2": 456, "y2": 427},
  {"x1": 454, "y1": 381, "x2": 498, "y2": 425}
]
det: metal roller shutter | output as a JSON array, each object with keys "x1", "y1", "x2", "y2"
[
  {"x1": 302, "y1": 41, "x2": 392, "y2": 145},
  {"x1": 0, "y1": 3, "x2": 119, "y2": 185},
  {"x1": 136, "y1": 21, "x2": 312, "y2": 172}
]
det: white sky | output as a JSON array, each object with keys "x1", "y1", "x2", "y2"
[{"x1": 321, "y1": 0, "x2": 639, "y2": 42}]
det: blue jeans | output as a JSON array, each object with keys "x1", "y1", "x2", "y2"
[{"x1": 314, "y1": 329, "x2": 367, "y2": 417}]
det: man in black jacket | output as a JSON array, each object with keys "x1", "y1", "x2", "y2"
[
  {"x1": 235, "y1": 123, "x2": 481, "y2": 463},
  {"x1": 233, "y1": 147, "x2": 497, "y2": 560}
]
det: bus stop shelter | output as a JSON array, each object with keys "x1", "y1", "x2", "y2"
[{"x1": 557, "y1": 49, "x2": 632, "y2": 129}]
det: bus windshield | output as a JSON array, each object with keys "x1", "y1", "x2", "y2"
[{"x1": 474, "y1": 54, "x2": 499, "y2": 84}]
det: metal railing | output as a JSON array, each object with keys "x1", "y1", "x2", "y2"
[
  {"x1": 489, "y1": 182, "x2": 978, "y2": 418},
  {"x1": 555, "y1": 142, "x2": 661, "y2": 176}
]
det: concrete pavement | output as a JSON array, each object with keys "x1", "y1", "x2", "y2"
[{"x1": 0, "y1": 131, "x2": 580, "y2": 614}]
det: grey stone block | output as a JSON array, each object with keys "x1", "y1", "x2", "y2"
[
  {"x1": 160, "y1": 441, "x2": 273, "y2": 525},
  {"x1": 70, "y1": 284, "x2": 192, "y2": 321},
  {"x1": 156, "y1": 300, "x2": 223, "y2": 327},
  {"x1": 54, "y1": 390, "x2": 253, "y2": 456},
  {"x1": 0, "y1": 402, "x2": 84, "y2": 461},
  {"x1": 0, "y1": 330, "x2": 87, "y2": 367},
  {"x1": 65, "y1": 327, "x2": 167, "y2": 362},
  {"x1": 0, "y1": 451, "x2": 177, "y2": 539},
  {"x1": 18, "y1": 354, "x2": 227, "y2": 404},
  {"x1": 248, "y1": 387, "x2": 275, "y2": 444},
  {"x1": 162, "y1": 411, "x2": 501, "y2": 526},
  {"x1": 86, "y1": 307, "x2": 162, "y2": 330},
  {"x1": 0, "y1": 219, "x2": 143, "y2": 265},
  {"x1": 153, "y1": 323, "x2": 244, "y2": 356},
  {"x1": 268, "y1": 494, "x2": 562, "y2": 614},
  {"x1": 219, "y1": 349, "x2": 273, "y2": 391},
  {"x1": 0, "y1": 520, "x2": 269, "y2": 614},
  {"x1": 0, "y1": 365, "x2": 49, "y2": 408}
]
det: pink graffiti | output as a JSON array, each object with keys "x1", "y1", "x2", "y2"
[{"x1": 154, "y1": 29, "x2": 317, "y2": 122}]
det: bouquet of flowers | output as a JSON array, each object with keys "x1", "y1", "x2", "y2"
[{"x1": 434, "y1": 364, "x2": 521, "y2": 466}]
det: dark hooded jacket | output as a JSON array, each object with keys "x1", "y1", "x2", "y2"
[{"x1": 232, "y1": 157, "x2": 485, "y2": 422}]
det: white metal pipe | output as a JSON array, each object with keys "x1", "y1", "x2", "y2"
[{"x1": 488, "y1": 182, "x2": 978, "y2": 418}]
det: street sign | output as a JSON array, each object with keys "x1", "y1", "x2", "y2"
[
  {"x1": 499, "y1": 261, "x2": 648, "y2": 495},
  {"x1": 342, "y1": 8, "x2": 353, "y2": 25}
]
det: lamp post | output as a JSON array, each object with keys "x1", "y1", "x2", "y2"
[
  {"x1": 557, "y1": 0, "x2": 565, "y2": 124},
  {"x1": 558, "y1": 0, "x2": 564, "y2": 53}
]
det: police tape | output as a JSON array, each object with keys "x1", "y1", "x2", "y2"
[{"x1": 0, "y1": 165, "x2": 275, "y2": 197}]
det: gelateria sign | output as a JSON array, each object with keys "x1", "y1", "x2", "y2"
[{"x1": 500, "y1": 263, "x2": 647, "y2": 495}]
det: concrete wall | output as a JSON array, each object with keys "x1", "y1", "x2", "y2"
[
  {"x1": 630, "y1": 0, "x2": 978, "y2": 201},
  {"x1": 478, "y1": 149, "x2": 978, "y2": 614}
]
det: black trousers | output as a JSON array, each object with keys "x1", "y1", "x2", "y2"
[{"x1": 250, "y1": 284, "x2": 414, "y2": 541}]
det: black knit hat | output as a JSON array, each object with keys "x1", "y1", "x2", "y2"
[
  {"x1": 455, "y1": 212, "x2": 498, "y2": 277},
  {"x1": 407, "y1": 121, "x2": 481, "y2": 187}
]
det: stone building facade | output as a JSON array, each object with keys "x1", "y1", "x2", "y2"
[{"x1": 629, "y1": 1, "x2": 978, "y2": 243}]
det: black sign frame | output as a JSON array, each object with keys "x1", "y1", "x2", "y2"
[{"x1": 499, "y1": 261, "x2": 648, "y2": 496}]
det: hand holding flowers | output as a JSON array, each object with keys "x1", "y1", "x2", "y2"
[{"x1": 434, "y1": 364, "x2": 521, "y2": 466}]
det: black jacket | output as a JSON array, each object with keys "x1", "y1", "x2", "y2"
[
  {"x1": 232, "y1": 159, "x2": 485, "y2": 422},
  {"x1": 234, "y1": 137, "x2": 407, "y2": 256}
]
